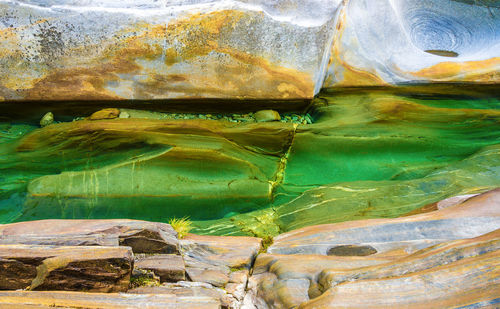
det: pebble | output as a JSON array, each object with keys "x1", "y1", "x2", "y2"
[
  {"x1": 40, "y1": 112, "x2": 54, "y2": 127},
  {"x1": 89, "y1": 108, "x2": 120, "y2": 120},
  {"x1": 119, "y1": 111, "x2": 130, "y2": 119},
  {"x1": 69, "y1": 110, "x2": 312, "y2": 125},
  {"x1": 254, "y1": 110, "x2": 281, "y2": 122}
]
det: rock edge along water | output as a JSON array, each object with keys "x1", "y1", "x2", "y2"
[{"x1": 1, "y1": 0, "x2": 499, "y2": 103}]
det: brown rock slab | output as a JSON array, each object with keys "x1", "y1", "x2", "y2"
[
  {"x1": 180, "y1": 234, "x2": 262, "y2": 270},
  {"x1": 0, "y1": 245, "x2": 133, "y2": 292},
  {"x1": 134, "y1": 254, "x2": 185, "y2": 283},
  {"x1": 185, "y1": 268, "x2": 229, "y2": 288},
  {"x1": 0, "y1": 290, "x2": 220, "y2": 308},
  {"x1": 0, "y1": 219, "x2": 179, "y2": 254},
  {"x1": 0, "y1": 234, "x2": 118, "y2": 247},
  {"x1": 180, "y1": 234, "x2": 261, "y2": 289},
  {"x1": 89, "y1": 108, "x2": 120, "y2": 120}
]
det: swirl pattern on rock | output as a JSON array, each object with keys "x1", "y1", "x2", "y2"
[{"x1": 324, "y1": 0, "x2": 500, "y2": 86}]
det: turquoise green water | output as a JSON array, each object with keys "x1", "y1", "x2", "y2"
[{"x1": 1, "y1": 86, "x2": 499, "y2": 235}]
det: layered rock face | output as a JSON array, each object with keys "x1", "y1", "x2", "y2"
[
  {"x1": 0, "y1": 190, "x2": 498, "y2": 308},
  {"x1": 1, "y1": 0, "x2": 498, "y2": 102},
  {"x1": 247, "y1": 189, "x2": 500, "y2": 308}
]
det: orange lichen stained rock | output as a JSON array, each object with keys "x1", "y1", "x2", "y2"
[
  {"x1": 412, "y1": 57, "x2": 500, "y2": 82},
  {"x1": 1, "y1": 9, "x2": 316, "y2": 101},
  {"x1": 324, "y1": 7, "x2": 388, "y2": 87}
]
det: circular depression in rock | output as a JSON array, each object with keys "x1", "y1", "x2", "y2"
[
  {"x1": 327, "y1": 245, "x2": 377, "y2": 256},
  {"x1": 397, "y1": 0, "x2": 499, "y2": 57}
]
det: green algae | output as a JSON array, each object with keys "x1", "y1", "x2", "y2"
[{"x1": 0, "y1": 86, "x2": 499, "y2": 235}]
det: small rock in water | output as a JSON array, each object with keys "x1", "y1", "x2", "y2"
[
  {"x1": 40, "y1": 112, "x2": 54, "y2": 127},
  {"x1": 89, "y1": 108, "x2": 120, "y2": 120},
  {"x1": 119, "y1": 111, "x2": 130, "y2": 119},
  {"x1": 254, "y1": 110, "x2": 281, "y2": 122}
]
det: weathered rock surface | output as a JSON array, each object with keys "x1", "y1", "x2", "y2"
[
  {"x1": 0, "y1": 290, "x2": 220, "y2": 308},
  {"x1": 130, "y1": 281, "x2": 234, "y2": 308},
  {"x1": 245, "y1": 189, "x2": 500, "y2": 308},
  {"x1": 134, "y1": 254, "x2": 186, "y2": 283},
  {"x1": 269, "y1": 188, "x2": 500, "y2": 255},
  {"x1": 0, "y1": 219, "x2": 179, "y2": 254},
  {"x1": 0, "y1": 0, "x2": 341, "y2": 101},
  {"x1": 1, "y1": 0, "x2": 497, "y2": 103},
  {"x1": 0, "y1": 245, "x2": 133, "y2": 292},
  {"x1": 180, "y1": 234, "x2": 261, "y2": 289},
  {"x1": 324, "y1": 0, "x2": 500, "y2": 86}
]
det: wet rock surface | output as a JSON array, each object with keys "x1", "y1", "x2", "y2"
[
  {"x1": 246, "y1": 189, "x2": 500, "y2": 308},
  {"x1": 0, "y1": 189, "x2": 498, "y2": 308}
]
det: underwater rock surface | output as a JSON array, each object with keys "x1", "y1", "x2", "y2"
[
  {"x1": 1, "y1": 0, "x2": 499, "y2": 102},
  {"x1": 1, "y1": 87, "x2": 499, "y2": 234}
]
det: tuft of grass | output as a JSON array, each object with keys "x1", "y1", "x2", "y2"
[
  {"x1": 168, "y1": 217, "x2": 193, "y2": 239},
  {"x1": 129, "y1": 274, "x2": 160, "y2": 289}
]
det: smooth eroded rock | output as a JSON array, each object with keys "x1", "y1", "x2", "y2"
[
  {"x1": 0, "y1": 245, "x2": 133, "y2": 292},
  {"x1": 324, "y1": 0, "x2": 500, "y2": 86},
  {"x1": 0, "y1": 219, "x2": 179, "y2": 254},
  {"x1": 180, "y1": 234, "x2": 261, "y2": 288},
  {"x1": 254, "y1": 110, "x2": 281, "y2": 122},
  {"x1": 0, "y1": 0, "x2": 341, "y2": 101},
  {"x1": 269, "y1": 188, "x2": 500, "y2": 255},
  {"x1": 301, "y1": 230, "x2": 500, "y2": 308},
  {"x1": 0, "y1": 290, "x2": 220, "y2": 308},
  {"x1": 246, "y1": 190, "x2": 500, "y2": 308},
  {"x1": 89, "y1": 108, "x2": 121, "y2": 120}
]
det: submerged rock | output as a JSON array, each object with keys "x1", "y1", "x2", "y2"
[
  {"x1": 12, "y1": 119, "x2": 295, "y2": 221},
  {"x1": 39, "y1": 112, "x2": 54, "y2": 127}
]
